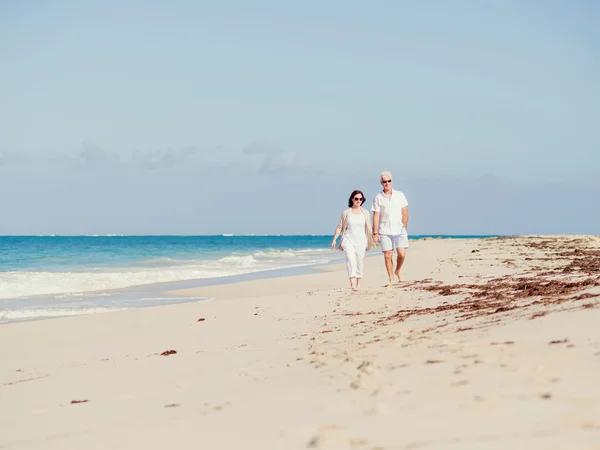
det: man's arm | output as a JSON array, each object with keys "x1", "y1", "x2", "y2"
[
  {"x1": 372, "y1": 211, "x2": 380, "y2": 242},
  {"x1": 402, "y1": 206, "x2": 409, "y2": 230},
  {"x1": 371, "y1": 196, "x2": 381, "y2": 242}
]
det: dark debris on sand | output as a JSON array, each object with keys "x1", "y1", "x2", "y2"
[{"x1": 357, "y1": 236, "x2": 600, "y2": 333}]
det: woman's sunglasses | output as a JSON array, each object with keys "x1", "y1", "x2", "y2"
[{"x1": 353, "y1": 197, "x2": 363, "y2": 201}]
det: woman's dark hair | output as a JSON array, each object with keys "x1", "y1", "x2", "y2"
[{"x1": 348, "y1": 190, "x2": 366, "y2": 208}]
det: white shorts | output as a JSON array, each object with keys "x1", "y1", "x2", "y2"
[{"x1": 379, "y1": 229, "x2": 409, "y2": 252}]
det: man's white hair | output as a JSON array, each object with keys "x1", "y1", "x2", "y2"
[{"x1": 380, "y1": 170, "x2": 392, "y2": 181}]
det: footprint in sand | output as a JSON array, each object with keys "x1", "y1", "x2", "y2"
[
  {"x1": 366, "y1": 402, "x2": 389, "y2": 416},
  {"x1": 349, "y1": 378, "x2": 362, "y2": 390},
  {"x1": 306, "y1": 425, "x2": 348, "y2": 449},
  {"x1": 357, "y1": 361, "x2": 375, "y2": 375}
]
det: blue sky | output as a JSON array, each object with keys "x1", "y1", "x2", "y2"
[{"x1": 1, "y1": 1, "x2": 599, "y2": 235}]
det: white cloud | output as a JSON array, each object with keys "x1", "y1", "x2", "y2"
[
  {"x1": 0, "y1": 152, "x2": 29, "y2": 166},
  {"x1": 130, "y1": 146, "x2": 207, "y2": 169},
  {"x1": 80, "y1": 140, "x2": 121, "y2": 168},
  {"x1": 242, "y1": 139, "x2": 309, "y2": 174}
]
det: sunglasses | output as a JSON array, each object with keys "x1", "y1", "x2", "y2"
[
  {"x1": 353, "y1": 197, "x2": 363, "y2": 201},
  {"x1": 382, "y1": 179, "x2": 392, "y2": 184}
]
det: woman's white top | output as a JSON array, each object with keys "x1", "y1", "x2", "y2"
[{"x1": 342, "y1": 211, "x2": 367, "y2": 248}]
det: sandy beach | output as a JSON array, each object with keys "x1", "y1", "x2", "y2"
[{"x1": 1, "y1": 236, "x2": 600, "y2": 449}]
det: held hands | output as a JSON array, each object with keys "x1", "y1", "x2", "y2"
[{"x1": 373, "y1": 233, "x2": 380, "y2": 243}]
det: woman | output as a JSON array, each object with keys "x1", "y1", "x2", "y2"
[{"x1": 331, "y1": 190, "x2": 377, "y2": 290}]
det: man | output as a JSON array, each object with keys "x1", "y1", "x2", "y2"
[{"x1": 371, "y1": 170, "x2": 409, "y2": 285}]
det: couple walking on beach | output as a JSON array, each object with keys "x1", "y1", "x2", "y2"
[{"x1": 331, "y1": 171, "x2": 409, "y2": 290}]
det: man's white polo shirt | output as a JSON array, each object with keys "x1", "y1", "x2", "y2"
[{"x1": 371, "y1": 189, "x2": 408, "y2": 236}]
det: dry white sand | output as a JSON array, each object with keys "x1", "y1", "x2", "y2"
[{"x1": 1, "y1": 236, "x2": 600, "y2": 449}]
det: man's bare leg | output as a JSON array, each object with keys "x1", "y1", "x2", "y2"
[
  {"x1": 383, "y1": 251, "x2": 394, "y2": 285},
  {"x1": 394, "y1": 248, "x2": 406, "y2": 282}
]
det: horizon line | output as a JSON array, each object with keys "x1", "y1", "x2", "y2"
[{"x1": 2, "y1": 233, "x2": 507, "y2": 238}]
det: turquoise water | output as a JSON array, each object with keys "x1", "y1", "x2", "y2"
[
  {"x1": 0, "y1": 235, "x2": 334, "y2": 271},
  {"x1": 0, "y1": 235, "x2": 496, "y2": 323}
]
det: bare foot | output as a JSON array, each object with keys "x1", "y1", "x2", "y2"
[{"x1": 395, "y1": 270, "x2": 402, "y2": 282}]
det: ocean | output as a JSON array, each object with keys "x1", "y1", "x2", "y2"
[{"x1": 0, "y1": 235, "x2": 494, "y2": 324}]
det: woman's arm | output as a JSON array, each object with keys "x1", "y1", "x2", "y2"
[
  {"x1": 363, "y1": 208, "x2": 373, "y2": 231},
  {"x1": 331, "y1": 212, "x2": 345, "y2": 249}
]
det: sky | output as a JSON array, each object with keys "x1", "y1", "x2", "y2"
[{"x1": 1, "y1": 0, "x2": 599, "y2": 235}]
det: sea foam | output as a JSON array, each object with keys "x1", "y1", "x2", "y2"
[{"x1": 0, "y1": 248, "x2": 334, "y2": 300}]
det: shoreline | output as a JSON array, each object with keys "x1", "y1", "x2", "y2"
[
  {"x1": 0, "y1": 256, "x2": 351, "y2": 325},
  {"x1": 2, "y1": 235, "x2": 599, "y2": 449},
  {"x1": 0, "y1": 235, "x2": 490, "y2": 325}
]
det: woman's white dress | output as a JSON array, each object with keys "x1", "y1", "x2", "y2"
[{"x1": 341, "y1": 212, "x2": 367, "y2": 278}]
